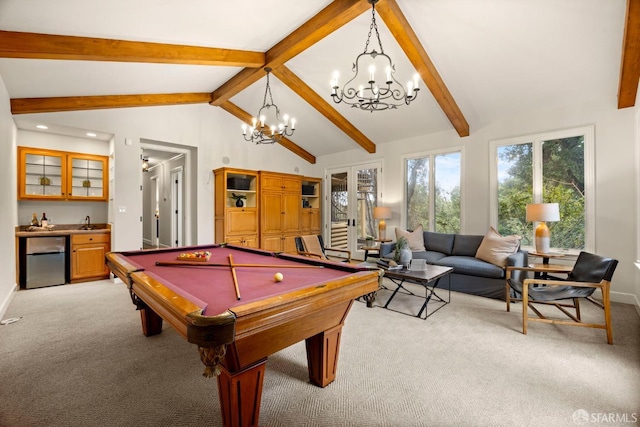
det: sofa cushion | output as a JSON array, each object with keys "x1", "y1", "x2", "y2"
[
  {"x1": 475, "y1": 227, "x2": 521, "y2": 267},
  {"x1": 411, "y1": 251, "x2": 447, "y2": 264},
  {"x1": 424, "y1": 232, "x2": 454, "y2": 255},
  {"x1": 452, "y1": 234, "x2": 484, "y2": 257},
  {"x1": 395, "y1": 225, "x2": 426, "y2": 251},
  {"x1": 436, "y1": 256, "x2": 505, "y2": 279}
]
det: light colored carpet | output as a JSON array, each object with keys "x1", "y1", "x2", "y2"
[{"x1": 1, "y1": 279, "x2": 638, "y2": 427}]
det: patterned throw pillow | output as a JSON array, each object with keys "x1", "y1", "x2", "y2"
[
  {"x1": 475, "y1": 226, "x2": 521, "y2": 267},
  {"x1": 395, "y1": 224, "x2": 426, "y2": 252}
]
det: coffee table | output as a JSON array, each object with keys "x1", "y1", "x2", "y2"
[{"x1": 382, "y1": 265, "x2": 453, "y2": 319}]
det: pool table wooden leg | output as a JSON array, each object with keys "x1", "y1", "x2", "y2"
[
  {"x1": 305, "y1": 324, "x2": 343, "y2": 387},
  {"x1": 140, "y1": 307, "x2": 163, "y2": 336},
  {"x1": 217, "y1": 359, "x2": 267, "y2": 427}
]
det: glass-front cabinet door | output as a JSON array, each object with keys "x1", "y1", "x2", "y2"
[
  {"x1": 18, "y1": 147, "x2": 66, "y2": 200},
  {"x1": 18, "y1": 147, "x2": 109, "y2": 201},
  {"x1": 67, "y1": 154, "x2": 107, "y2": 201}
]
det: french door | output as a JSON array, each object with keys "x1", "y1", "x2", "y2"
[{"x1": 325, "y1": 162, "x2": 382, "y2": 259}]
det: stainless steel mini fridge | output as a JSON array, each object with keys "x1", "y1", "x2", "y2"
[{"x1": 26, "y1": 236, "x2": 66, "y2": 289}]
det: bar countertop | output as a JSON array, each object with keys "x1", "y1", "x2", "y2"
[{"x1": 15, "y1": 224, "x2": 111, "y2": 238}]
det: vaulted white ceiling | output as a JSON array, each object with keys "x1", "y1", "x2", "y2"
[{"x1": 0, "y1": 0, "x2": 636, "y2": 163}]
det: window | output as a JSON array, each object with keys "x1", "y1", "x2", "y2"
[
  {"x1": 405, "y1": 150, "x2": 462, "y2": 233},
  {"x1": 490, "y1": 126, "x2": 594, "y2": 253}
]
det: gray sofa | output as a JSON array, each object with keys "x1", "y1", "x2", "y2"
[{"x1": 379, "y1": 231, "x2": 528, "y2": 300}]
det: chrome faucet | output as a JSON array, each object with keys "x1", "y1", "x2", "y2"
[{"x1": 85, "y1": 215, "x2": 90, "y2": 228}]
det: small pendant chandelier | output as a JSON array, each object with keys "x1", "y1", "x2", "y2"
[
  {"x1": 242, "y1": 67, "x2": 296, "y2": 144},
  {"x1": 330, "y1": 0, "x2": 419, "y2": 112}
]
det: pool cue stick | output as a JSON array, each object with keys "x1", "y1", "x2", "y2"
[
  {"x1": 228, "y1": 254, "x2": 241, "y2": 300},
  {"x1": 155, "y1": 261, "x2": 324, "y2": 269}
]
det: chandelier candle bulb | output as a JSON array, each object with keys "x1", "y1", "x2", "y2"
[
  {"x1": 369, "y1": 64, "x2": 375, "y2": 82},
  {"x1": 414, "y1": 74, "x2": 419, "y2": 89},
  {"x1": 241, "y1": 67, "x2": 296, "y2": 144},
  {"x1": 291, "y1": 118, "x2": 296, "y2": 130},
  {"x1": 386, "y1": 66, "x2": 392, "y2": 83}
]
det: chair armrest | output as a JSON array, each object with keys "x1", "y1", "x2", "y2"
[
  {"x1": 505, "y1": 251, "x2": 528, "y2": 282},
  {"x1": 379, "y1": 243, "x2": 396, "y2": 258},
  {"x1": 297, "y1": 251, "x2": 324, "y2": 259},
  {"x1": 523, "y1": 278, "x2": 604, "y2": 289}
]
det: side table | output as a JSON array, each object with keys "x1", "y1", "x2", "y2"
[
  {"x1": 360, "y1": 239, "x2": 391, "y2": 259},
  {"x1": 360, "y1": 245, "x2": 381, "y2": 259},
  {"x1": 528, "y1": 251, "x2": 565, "y2": 265}
]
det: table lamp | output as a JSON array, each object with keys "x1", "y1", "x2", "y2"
[
  {"x1": 373, "y1": 207, "x2": 392, "y2": 241},
  {"x1": 526, "y1": 203, "x2": 560, "y2": 254}
]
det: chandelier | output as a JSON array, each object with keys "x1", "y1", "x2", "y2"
[
  {"x1": 330, "y1": 0, "x2": 419, "y2": 112},
  {"x1": 242, "y1": 67, "x2": 296, "y2": 144}
]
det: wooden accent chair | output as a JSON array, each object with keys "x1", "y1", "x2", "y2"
[
  {"x1": 295, "y1": 235, "x2": 351, "y2": 263},
  {"x1": 506, "y1": 251, "x2": 618, "y2": 344}
]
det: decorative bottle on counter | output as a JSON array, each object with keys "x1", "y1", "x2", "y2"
[
  {"x1": 31, "y1": 213, "x2": 39, "y2": 227},
  {"x1": 40, "y1": 212, "x2": 48, "y2": 228}
]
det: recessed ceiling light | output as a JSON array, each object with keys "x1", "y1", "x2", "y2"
[
  {"x1": 86, "y1": 132, "x2": 97, "y2": 137},
  {"x1": 36, "y1": 125, "x2": 48, "y2": 130}
]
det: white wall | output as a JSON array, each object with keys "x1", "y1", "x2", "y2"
[
  {"x1": 313, "y1": 97, "x2": 638, "y2": 306},
  {"x1": 0, "y1": 77, "x2": 18, "y2": 317}
]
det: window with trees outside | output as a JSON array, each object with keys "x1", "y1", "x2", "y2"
[
  {"x1": 405, "y1": 150, "x2": 461, "y2": 233},
  {"x1": 490, "y1": 126, "x2": 594, "y2": 253}
]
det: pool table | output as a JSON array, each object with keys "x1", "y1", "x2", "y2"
[{"x1": 106, "y1": 244, "x2": 379, "y2": 427}]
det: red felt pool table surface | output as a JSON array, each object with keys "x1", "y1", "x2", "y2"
[
  {"x1": 106, "y1": 243, "x2": 380, "y2": 427},
  {"x1": 116, "y1": 244, "x2": 354, "y2": 316}
]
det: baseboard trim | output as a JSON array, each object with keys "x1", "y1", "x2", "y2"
[{"x1": 0, "y1": 283, "x2": 18, "y2": 320}]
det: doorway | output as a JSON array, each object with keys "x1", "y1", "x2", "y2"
[
  {"x1": 141, "y1": 140, "x2": 196, "y2": 249},
  {"x1": 326, "y1": 162, "x2": 382, "y2": 258}
]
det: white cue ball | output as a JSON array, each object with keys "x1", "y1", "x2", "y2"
[{"x1": 274, "y1": 272, "x2": 284, "y2": 282}]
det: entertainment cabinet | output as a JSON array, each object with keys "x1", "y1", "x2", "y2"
[{"x1": 213, "y1": 168, "x2": 322, "y2": 253}]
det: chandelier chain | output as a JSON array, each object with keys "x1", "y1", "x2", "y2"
[
  {"x1": 262, "y1": 72, "x2": 276, "y2": 111},
  {"x1": 363, "y1": 2, "x2": 384, "y2": 55}
]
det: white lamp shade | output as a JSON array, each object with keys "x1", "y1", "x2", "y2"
[
  {"x1": 373, "y1": 207, "x2": 392, "y2": 220},
  {"x1": 525, "y1": 203, "x2": 560, "y2": 222}
]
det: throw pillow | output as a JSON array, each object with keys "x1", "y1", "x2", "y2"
[
  {"x1": 395, "y1": 225, "x2": 426, "y2": 252},
  {"x1": 475, "y1": 227, "x2": 521, "y2": 267}
]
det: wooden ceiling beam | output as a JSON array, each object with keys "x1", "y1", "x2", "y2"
[
  {"x1": 272, "y1": 66, "x2": 376, "y2": 154},
  {"x1": 0, "y1": 30, "x2": 265, "y2": 67},
  {"x1": 218, "y1": 101, "x2": 316, "y2": 164},
  {"x1": 210, "y1": 0, "x2": 370, "y2": 106},
  {"x1": 618, "y1": 0, "x2": 640, "y2": 108},
  {"x1": 376, "y1": 0, "x2": 470, "y2": 137},
  {"x1": 11, "y1": 93, "x2": 212, "y2": 114}
]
